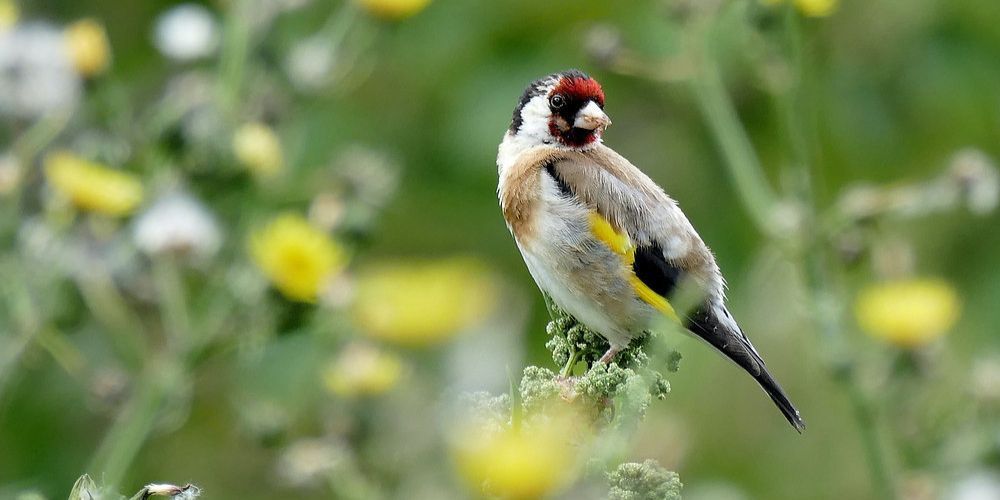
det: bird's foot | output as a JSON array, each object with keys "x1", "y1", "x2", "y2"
[{"x1": 598, "y1": 346, "x2": 622, "y2": 365}]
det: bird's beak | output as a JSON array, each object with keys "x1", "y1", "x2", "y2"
[{"x1": 573, "y1": 101, "x2": 611, "y2": 131}]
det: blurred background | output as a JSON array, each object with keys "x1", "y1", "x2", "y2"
[{"x1": 1, "y1": 0, "x2": 999, "y2": 498}]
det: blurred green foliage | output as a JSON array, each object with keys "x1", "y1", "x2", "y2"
[{"x1": 2, "y1": 0, "x2": 1000, "y2": 499}]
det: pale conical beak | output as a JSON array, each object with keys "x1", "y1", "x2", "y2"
[{"x1": 573, "y1": 101, "x2": 611, "y2": 131}]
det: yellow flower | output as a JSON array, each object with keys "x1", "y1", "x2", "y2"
[
  {"x1": 250, "y1": 213, "x2": 345, "y2": 302},
  {"x1": 453, "y1": 415, "x2": 580, "y2": 499},
  {"x1": 855, "y1": 279, "x2": 960, "y2": 348},
  {"x1": 44, "y1": 152, "x2": 143, "y2": 216},
  {"x1": 354, "y1": 0, "x2": 431, "y2": 20},
  {"x1": 760, "y1": 0, "x2": 838, "y2": 17},
  {"x1": 795, "y1": 0, "x2": 838, "y2": 17},
  {"x1": 323, "y1": 342, "x2": 403, "y2": 397},
  {"x1": 352, "y1": 258, "x2": 496, "y2": 347},
  {"x1": 65, "y1": 19, "x2": 111, "y2": 77},
  {"x1": 233, "y1": 122, "x2": 283, "y2": 177},
  {"x1": 0, "y1": 0, "x2": 19, "y2": 31}
]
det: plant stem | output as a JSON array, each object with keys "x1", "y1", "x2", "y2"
[
  {"x1": 13, "y1": 111, "x2": 71, "y2": 162},
  {"x1": 690, "y1": 61, "x2": 779, "y2": 237},
  {"x1": 842, "y1": 368, "x2": 897, "y2": 498},
  {"x1": 152, "y1": 256, "x2": 193, "y2": 353},
  {"x1": 780, "y1": 10, "x2": 897, "y2": 497},
  {"x1": 560, "y1": 348, "x2": 581, "y2": 378},
  {"x1": 800, "y1": 243, "x2": 896, "y2": 498},
  {"x1": 89, "y1": 259, "x2": 194, "y2": 491},
  {"x1": 218, "y1": 0, "x2": 252, "y2": 115},
  {"x1": 0, "y1": 257, "x2": 42, "y2": 399},
  {"x1": 320, "y1": 0, "x2": 359, "y2": 48},
  {"x1": 74, "y1": 269, "x2": 147, "y2": 372},
  {"x1": 690, "y1": 10, "x2": 898, "y2": 496},
  {"x1": 88, "y1": 367, "x2": 170, "y2": 492}
]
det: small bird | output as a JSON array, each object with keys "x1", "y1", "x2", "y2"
[{"x1": 497, "y1": 69, "x2": 804, "y2": 431}]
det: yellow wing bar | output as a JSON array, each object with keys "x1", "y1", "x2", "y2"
[{"x1": 587, "y1": 212, "x2": 679, "y2": 321}]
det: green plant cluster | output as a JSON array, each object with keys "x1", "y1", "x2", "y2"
[
  {"x1": 544, "y1": 301, "x2": 678, "y2": 397},
  {"x1": 607, "y1": 460, "x2": 683, "y2": 500}
]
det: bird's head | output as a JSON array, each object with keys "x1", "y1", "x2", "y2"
[{"x1": 508, "y1": 69, "x2": 610, "y2": 150}]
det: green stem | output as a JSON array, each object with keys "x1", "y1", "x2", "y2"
[
  {"x1": 801, "y1": 245, "x2": 896, "y2": 498},
  {"x1": 560, "y1": 348, "x2": 581, "y2": 378},
  {"x1": 12, "y1": 111, "x2": 71, "y2": 162},
  {"x1": 0, "y1": 257, "x2": 42, "y2": 398},
  {"x1": 780, "y1": 11, "x2": 897, "y2": 497},
  {"x1": 841, "y1": 369, "x2": 897, "y2": 499},
  {"x1": 87, "y1": 260, "x2": 195, "y2": 491},
  {"x1": 74, "y1": 270, "x2": 147, "y2": 371},
  {"x1": 689, "y1": 10, "x2": 898, "y2": 497},
  {"x1": 218, "y1": 0, "x2": 252, "y2": 115},
  {"x1": 88, "y1": 367, "x2": 170, "y2": 491},
  {"x1": 320, "y1": 0, "x2": 359, "y2": 47},
  {"x1": 152, "y1": 256, "x2": 192, "y2": 353},
  {"x1": 691, "y1": 61, "x2": 780, "y2": 236}
]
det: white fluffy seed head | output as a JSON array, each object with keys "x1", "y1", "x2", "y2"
[
  {"x1": 154, "y1": 4, "x2": 219, "y2": 61},
  {"x1": 133, "y1": 191, "x2": 221, "y2": 259}
]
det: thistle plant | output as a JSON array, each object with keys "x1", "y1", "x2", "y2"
[{"x1": 457, "y1": 300, "x2": 683, "y2": 499}]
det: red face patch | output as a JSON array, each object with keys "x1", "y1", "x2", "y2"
[{"x1": 551, "y1": 76, "x2": 605, "y2": 107}]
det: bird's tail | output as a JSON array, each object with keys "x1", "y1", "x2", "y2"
[
  {"x1": 750, "y1": 361, "x2": 805, "y2": 432},
  {"x1": 684, "y1": 305, "x2": 805, "y2": 432}
]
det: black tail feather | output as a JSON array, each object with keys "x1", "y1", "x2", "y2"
[
  {"x1": 753, "y1": 365, "x2": 806, "y2": 432},
  {"x1": 685, "y1": 305, "x2": 805, "y2": 432}
]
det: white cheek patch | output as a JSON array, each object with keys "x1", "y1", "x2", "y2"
[{"x1": 518, "y1": 95, "x2": 555, "y2": 144}]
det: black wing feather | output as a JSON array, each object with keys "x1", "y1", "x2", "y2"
[
  {"x1": 632, "y1": 243, "x2": 684, "y2": 299},
  {"x1": 631, "y1": 246, "x2": 805, "y2": 431},
  {"x1": 686, "y1": 306, "x2": 805, "y2": 432}
]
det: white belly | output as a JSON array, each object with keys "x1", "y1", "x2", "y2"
[{"x1": 515, "y1": 194, "x2": 652, "y2": 348}]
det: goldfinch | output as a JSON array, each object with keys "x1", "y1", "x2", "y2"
[{"x1": 497, "y1": 69, "x2": 805, "y2": 432}]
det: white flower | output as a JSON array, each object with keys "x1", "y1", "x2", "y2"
[
  {"x1": 285, "y1": 35, "x2": 337, "y2": 91},
  {"x1": 0, "y1": 23, "x2": 81, "y2": 119},
  {"x1": 276, "y1": 439, "x2": 347, "y2": 488},
  {"x1": 133, "y1": 192, "x2": 221, "y2": 258},
  {"x1": 948, "y1": 471, "x2": 1000, "y2": 500},
  {"x1": 949, "y1": 149, "x2": 999, "y2": 215},
  {"x1": 153, "y1": 4, "x2": 219, "y2": 61}
]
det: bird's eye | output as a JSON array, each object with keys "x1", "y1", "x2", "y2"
[{"x1": 549, "y1": 94, "x2": 566, "y2": 109}]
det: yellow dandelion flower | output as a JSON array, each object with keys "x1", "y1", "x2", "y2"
[
  {"x1": 453, "y1": 414, "x2": 580, "y2": 499},
  {"x1": 44, "y1": 152, "x2": 143, "y2": 217},
  {"x1": 855, "y1": 279, "x2": 960, "y2": 348},
  {"x1": 250, "y1": 213, "x2": 346, "y2": 302},
  {"x1": 794, "y1": 0, "x2": 838, "y2": 17},
  {"x1": 323, "y1": 342, "x2": 403, "y2": 397},
  {"x1": 0, "y1": 0, "x2": 19, "y2": 31},
  {"x1": 233, "y1": 122, "x2": 283, "y2": 178},
  {"x1": 760, "y1": 0, "x2": 838, "y2": 17},
  {"x1": 354, "y1": 0, "x2": 431, "y2": 20},
  {"x1": 352, "y1": 258, "x2": 496, "y2": 347},
  {"x1": 65, "y1": 18, "x2": 111, "y2": 77}
]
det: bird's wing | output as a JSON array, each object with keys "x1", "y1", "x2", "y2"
[
  {"x1": 549, "y1": 144, "x2": 805, "y2": 431},
  {"x1": 550, "y1": 144, "x2": 720, "y2": 297}
]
